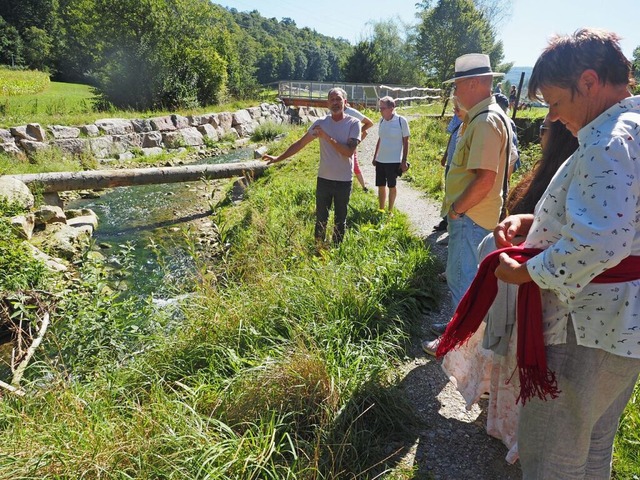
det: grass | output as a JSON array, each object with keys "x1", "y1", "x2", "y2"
[
  {"x1": 250, "y1": 121, "x2": 291, "y2": 142},
  {"x1": 0, "y1": 80, "x2": 638, "y2": 477},
  {"x1": 615, "y1": 386, "x2": 640, "y2": 478},
  {"x1": 0, "y1": 145, "x2": 99, "y2": 175},
  {"x1": 0, "y1": 129, "x2": 442, "y2": 478},
  {"x1": 0, "y1": 69, "x2": 279, "y2": 128},
  {"x1": 0, "y1": 66, "x2": 50, "y2": 96},
  {"x1": 0, "y1": 80, "x2": 96, "y2": 127}
]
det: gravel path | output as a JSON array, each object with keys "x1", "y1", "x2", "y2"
[{"x1": 357, "y1": 118, "x2": 522, "y2": 479}]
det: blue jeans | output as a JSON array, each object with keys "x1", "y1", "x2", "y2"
[
  {"x1": 445, "y1": 214, "x2": 490, "y2": 308},
  {"x1": 315, "y1": 177, "x2": 352, "y2": 244}
]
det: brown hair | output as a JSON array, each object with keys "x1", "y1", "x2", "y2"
[
  {"x1": 528, "y1": 28, "x2": 634, "y2": 101},
  {"x1": 506, "y1": 120, "x2": 579, "y2": 215}
]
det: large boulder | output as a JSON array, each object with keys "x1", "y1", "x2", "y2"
[
  {"x1": 34, "y1": 205, "x2": 66, "y2": 227},
  {"x1": 95, "y1": 118, "x2": 134, "y2": 135},
  {"x1": 25, "y1": 243, "x2": 68, "y2": 272},
  {"x1": 10, "y1": 124, "x2": 47, "y2": 142},
  {"x1": 0, "y1": 177, "x2": 34, "y2": 209},
  {"x1": 34, "y1": 223, "x2": 93, "y2": 261},
  {"x1": 11, "y1": 214, "x2": 35, "y2": 240},
  {"x1": 66, "y1": 208, "x2": 99, "y2": 230},
  {"x1": 232, "y1": 109, "x2": 253, "y2": 126},
  {"x1": 49, "y1": 125, "x2": 81, "y2": 139}
]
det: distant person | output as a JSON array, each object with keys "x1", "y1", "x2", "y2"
[
  {"x1": 508, "y1": 85, "x2": 517, "y2": 111},
  {"x1": 372, "y1": 96, "x2": 410, "y2": 212},
  {"x1": 494, "y1": 82, "x2": 503, "y2": 94},
  {"x1": 433, "y1": 99, "x2": 465, "y2": 233},
  {"x1": 262, "y1": 87, "x2": 361, "y2": 245},
  {"x1": 344, "y1": 104, "x2": 374, "y2": 192}
]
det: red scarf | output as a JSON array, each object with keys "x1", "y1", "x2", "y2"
[{"x1": 436, "y1": 246, "x2": 640, "y2": 405}]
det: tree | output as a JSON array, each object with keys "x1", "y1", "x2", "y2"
[
  {"x1": 304, "y1": 43, "x2": 329, "y2": 81},
  {"x1": 415, "y1": 0, "x2": 505, "y2": 85},
  {"x1": 84, "y1": 0, "x2": 235, "y2": 109},
  {"x1": 0, "y1": 0, "x2": 57, "y2": 35},
  {"x1": 0, "y1": 16, "x2": 23, "y2": 66},
  {"x1": 22, "y1": 26, "x2": 53, "y2": 71},
  {"x1": 325, "y1": 50, "x2": 343, "y2": 82},
  {"x1": 343, "y1": 40, "x2": 382, "y2": 83},
  {"x1": 54, "y1": 0, "x2": 102, "y2": 83},
  {"x1": 369, "y1": 19, "x2": 426, "y2": 85}
]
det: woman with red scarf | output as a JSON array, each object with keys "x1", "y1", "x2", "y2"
[{"x1": 439, "y1": 29, "x2": 640, "y2": 478}]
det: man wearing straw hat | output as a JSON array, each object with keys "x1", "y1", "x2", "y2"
[{"x1": 426, "y1": 53, "x2": 514, "y2": 345}]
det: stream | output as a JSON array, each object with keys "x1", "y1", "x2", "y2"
[{"x1": 67, "y1": 148, "x2": 253, "y2": 300}]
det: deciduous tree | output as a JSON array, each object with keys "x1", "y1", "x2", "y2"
[
  {"x1": 415, "y1": 0, "x2": 505, "y2": 85},
  {"x1": 343, "y1": 40, "x2": 382, "y2": 83}
]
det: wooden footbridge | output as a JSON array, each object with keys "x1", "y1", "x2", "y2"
[{"x1": 276, "y1": 80, "x2": 442, "y2": 109}]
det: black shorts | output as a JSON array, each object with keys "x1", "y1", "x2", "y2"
[{"x1": 375, "y1": 162, "x2": 401, "y2": 188}]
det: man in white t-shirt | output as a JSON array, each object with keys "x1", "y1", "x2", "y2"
[
  {"x1": 372, "y1": 96, "x2": 410, "y2": 212},
  {"x1": 262, "y1": 88, "x2": 361, "y2": 244}
]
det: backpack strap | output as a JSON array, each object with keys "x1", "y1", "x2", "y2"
[{"x1": 467, "y1": 109, "x2": 512, "y2": 220}]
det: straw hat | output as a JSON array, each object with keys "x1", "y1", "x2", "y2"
[{"x1": 443, "y1": 53, "x2": 504, "y2": 84}]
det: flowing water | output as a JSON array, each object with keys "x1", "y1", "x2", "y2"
[{"x1": 67, "y1": 148, "x2": 252, "y2": 300}]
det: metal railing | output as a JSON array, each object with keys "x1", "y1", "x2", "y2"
[{"x1": 277, "y1": 80, "x2": 442, "y2": 107}]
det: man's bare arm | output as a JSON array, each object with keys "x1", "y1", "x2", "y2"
[{"x1": 262, "y1": 132, "x2": 316, "y2": 164}]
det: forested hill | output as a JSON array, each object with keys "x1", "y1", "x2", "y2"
[
  {"x1": 0, "y1": 0, "x2": 352, "y2": 111},
  {"x1": 225, "y1": 8, "x2": 352, "y2": 85},
  {"x1": 0, "y1": 0, "x2": 519, "y2": 110}
]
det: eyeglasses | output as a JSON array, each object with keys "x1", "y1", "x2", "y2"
[{"x1": 539, "y1": 125, "x2": 549, "y2": 137}]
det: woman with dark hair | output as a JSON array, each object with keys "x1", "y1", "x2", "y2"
[
  {"x1": 439, "y1": 116, "x2": 578, "y2": 464},
  {"x1": 506, "y1": 118, "x2": 578, "y2": 216}
]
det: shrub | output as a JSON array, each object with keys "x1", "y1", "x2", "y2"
[
  {"x1": 251, "y1": 121, "x2": 290, "y2": 142},
  {"x1": 0, "y1": 220, "x2": 49, "y2": 291}
]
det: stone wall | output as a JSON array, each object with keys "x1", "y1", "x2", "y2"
[{"x1": 0, "y1": 103, "x2": 329, "y2": 161}]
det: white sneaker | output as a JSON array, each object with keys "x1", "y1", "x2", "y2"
[{"x1": 421, "y1": 337, "x2": 441, "y2": 357}]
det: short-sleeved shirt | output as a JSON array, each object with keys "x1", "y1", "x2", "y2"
[
  {"x1": 442, "y1": 97, "x2": 512, "y2": 230},
  {"x1": 344, "y1": 106, "x2": 365, "y2": 122},
  {"x1": 525, "y1": 96, "x2": 640, "y2": 357},
  {"x1": 310, "y1": 114, "x2": 361, "y2": 182},
  {"x1": 376, "y1": 114, "x2": 410, "y2": 163}
]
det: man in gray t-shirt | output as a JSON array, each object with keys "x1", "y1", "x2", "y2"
[{"x1": 263, "y1": 88, "x2": 361, "y2": 244}]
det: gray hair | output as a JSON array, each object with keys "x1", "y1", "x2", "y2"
[
  {"x1": 528, "y1": 28, "x2": 633, "y2": 101},
  {"x1": 328, "y1": 87, "x2": 348, "y2": 100},
  {"x1": 379, "y1": 96, "x2": 396, "y2": 108}
]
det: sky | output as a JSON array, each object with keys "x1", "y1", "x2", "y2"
[{"x1": 217, "y1": 0, "x2": 640, "y2": 67}]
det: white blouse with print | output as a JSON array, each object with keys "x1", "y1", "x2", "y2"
[{"x1": 525, "y1": 96, "x2": 640, "y2": 358}]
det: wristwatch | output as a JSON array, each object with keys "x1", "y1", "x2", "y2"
[{"x1": 450, "y1": 203, "x2": 465, "y2": 217}]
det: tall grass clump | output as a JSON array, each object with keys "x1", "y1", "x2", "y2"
[
  {"x1": 250, "y1": 121, "x2": 291, "y2": 142},
  {"x1": 0, "y1": 201, "x2": 50, "y2": 292},
  {"x1": 0, "y1": 67, "x2": 50, "y2": 96},
  {"x1": 613, "y1": 382, "x2": 640, "y2": 478}
]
